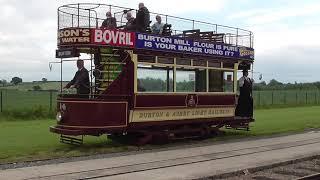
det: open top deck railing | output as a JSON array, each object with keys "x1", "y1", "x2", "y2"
[{"x1": 58, "y1": 3, "x2": 254, "y2": 48}]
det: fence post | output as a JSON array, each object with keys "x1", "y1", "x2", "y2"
[
  {"x1": 49, "y1": 91, "x2": 53, "y2": 111},
  {"x1": 284, "y1": 91, "x2": 286, "y2": 104},
  {"x1": 271, "y1": 91, "x2": 274, "y2": 105},
  {"x1": 258, "y1": 91, "x2": 261, "y2": 107},
  {"x1": 296, "y1": 92, "x2": 298, "y2": 105},
  {"x1": 0, "y1": 90, "x2": 2, "y2": 113},
  {"x1": 306, "y1": 92, "x2": 308, "y2": 105}
]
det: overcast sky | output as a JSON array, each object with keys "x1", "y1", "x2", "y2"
[{"x1": 1, "y1": 0, "x2": 319, "y2": 83}]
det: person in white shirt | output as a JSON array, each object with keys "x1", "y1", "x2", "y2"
[
  {"x1": 236, "y1": 69, "x2": 254, "y2": 117},
  {"x1": 151, "y1": 15, "x2": 164, "y2": 34}
]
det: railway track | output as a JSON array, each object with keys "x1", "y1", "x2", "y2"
[
  {"x1": 24, "y1": 137, "x2": 320, "y2": 180},
  {"x1": 202, "y1": 155, "x2": 320, "y2": 180}
]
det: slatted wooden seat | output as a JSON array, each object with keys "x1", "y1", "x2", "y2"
[
  {"x1": 211, "y1": 33, "x2": 225, "y2": 43},
  {"x1": 199, "y1": 31, "x2": 225, "y2": 43},
  {"x1": 199, "y1": 31, "x2": 214, "y2": 41},
  {"x1": 162, "y1": 24, "x2": 172, "y2": 36},
  {"x1": 183, "y1": 29, "x2": 200, "y2": 40}
]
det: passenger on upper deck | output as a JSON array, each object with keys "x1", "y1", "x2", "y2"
[
  {"x1": 151, "y1": 15, "x2": 164, "y2": 34},
  {"x1": 136, "y1": 3, "x2": 150, "y2": 32},
  {"x1": 64, "y1": 60, "x2": 90, "y2": 95},
  {"x1": 101, "y1": 11, "x2": 117, "y2": 29},
  {"x1": 124, "y1": 12, "x2": 136, "y2": 31},
  {"x1": 236, "y1": 69, "x2": 254, "y2": 117}
]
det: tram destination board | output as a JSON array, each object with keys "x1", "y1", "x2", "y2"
[{"x1": 56, "y1": 48, "x2": 80, "y2": 58}]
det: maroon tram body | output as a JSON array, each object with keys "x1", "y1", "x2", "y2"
[{"x1": 50, "y1": 3, "x2": 255, "y2": 144}]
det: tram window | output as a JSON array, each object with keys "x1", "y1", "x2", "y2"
[
  {"x1": 176, "y1": 58, "x2": 191, "y2": 65},
  {"x1": 193, "y1": 60, "x2": 207, "y2": 67},
  {"x1": 176, "y1": 69, "x2": 195, "y2": 92},
  {"x1": 195, "y1": 69, "x2": 207, "y2": 92},
  {"x1": 209, "y1": 70, "x2": 223, "y2": 92},
  {"x1": 223, "y1": 71, "x2": 234, "y2": 92},
  {"x1": 137, "y1": 55, "x2": 156, "y2": 63},
  {"x1": 208, "y1": 61, "x2": 221, "y2": 68},
  {"x1": 158, "y1": 57, "x2": 174, "y2": 64},
  {"x1": 176, "y1": 68, "x2": 207, "y2": 92},
  {"x1": 137, "y1": 65, "x2": 173, "y2": 92},
  {"x1": 223, "y1": 62, "x2": 234, "y2": 69}
]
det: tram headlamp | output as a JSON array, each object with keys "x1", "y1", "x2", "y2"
[{"x1": 56, "y1": 112, "x2": 63, "y2": 122}]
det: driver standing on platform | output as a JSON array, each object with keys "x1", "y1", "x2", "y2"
[
  {"x1": 64, "y1": 60, "x2": 90, "y2": 95},
  {"x1": 236, "y1": 69, "x2": 254, "y2": 117}
]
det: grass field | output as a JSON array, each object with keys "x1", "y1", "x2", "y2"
[
  {"x1": 0, "y1": 90, "x2": 57, "y2": 110},
  {"x1": 1, "y1": 106, "x2": 320, "y2": 164}
]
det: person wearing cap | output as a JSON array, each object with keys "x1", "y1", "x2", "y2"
[
  {"x1": 236, "y1": 69, "x2": 254, "y2": 117},
  {"x1": 151, "y1": 15, "x2": 164, "y2": 34},
  {"x1": 136, "y1": 3, "x2": 150, "y2": 32},
  {"x1": 101, "y1": 11, "x2": 117, "y2": 29}
]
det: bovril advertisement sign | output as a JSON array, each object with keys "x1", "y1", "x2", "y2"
[
  {"x1": 57, "y1": 28, "x2": 135, "y2": 48},
  {"x1": 93, "y1": 29, "x2": 135, "y2": 47}
]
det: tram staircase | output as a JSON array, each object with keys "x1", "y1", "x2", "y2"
[{"x1": 95, "y1": 48, "x2": 125, "y2": 94}]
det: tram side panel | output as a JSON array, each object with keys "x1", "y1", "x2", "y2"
[
  {"x1": 129, "y1": 94, "x2": 236, "y2": 129},
  {"x1": 51, "y1": 100, "x2": 128, "y2": 136}
]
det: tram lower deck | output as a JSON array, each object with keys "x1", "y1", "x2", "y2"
[{"x1": 50, "y1": 48, "x2": 254, "y2": 144}]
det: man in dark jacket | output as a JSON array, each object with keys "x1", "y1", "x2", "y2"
[
  {"x1": 124, "y1": 12, "x2": 136, "y2": 31},
  {"x1": 136, "y1": 3, "x2": 150, "y2": 32},
  {"x1": 101, "y1": 11, "x2": 117, "y2": 29},
  {"x1": 64, "y1": 60, "x2": 90, "y2": 95}
]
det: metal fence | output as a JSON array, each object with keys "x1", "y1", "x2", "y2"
[
  {"x1": 58, "y1": 3, "x2": 253, "y2": 48},
  {"x1": 0, "y1": 90, "x2": 57, "y2": 112},
  {"x1": 253, "y1": 90, "x2": 320, "y2": 107},
  {"x1": 0, "y1": 90, "x2": 319, "y2": 112}
]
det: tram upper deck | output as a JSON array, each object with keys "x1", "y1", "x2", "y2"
[{"x1": 57, "y1": 3, "x2": 254, "y2": 61}]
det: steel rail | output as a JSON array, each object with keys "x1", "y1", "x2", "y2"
[{"x1": 24, "y1": 137, "x2": 320, "y2": 180}]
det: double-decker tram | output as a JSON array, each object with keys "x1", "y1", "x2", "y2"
[{"x1": 50, "y1": 3, "x2": 255, "y2": 145}]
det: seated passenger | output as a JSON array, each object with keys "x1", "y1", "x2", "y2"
[
  {"x1": 151, "y1": 15, "x2": 164, "y2": 34},
  {"x1": 64, "y1": 60, "x2": 90, "y2": 95},
  {"x1": 235, "y1": 69, "x2": 254, "y2": 117},
  {"x1": 136, "y1": 3, "x2": 150, "y2": 32},
  {"x1": 124, "y1": 12, "x2": 136, "y2": 31},
  {"x1": 101, "y1": 11, "x2": 117, "y2": 29}
]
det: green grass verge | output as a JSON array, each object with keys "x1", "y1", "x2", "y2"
[{"x1": 1, "y1": 106, "x2": 320, "y2": 164}]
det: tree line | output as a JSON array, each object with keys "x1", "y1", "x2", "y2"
[
  {"x1": 253, "y1": 79, "x2": 320, "y2": 91},
  {"x1": 1, "y1": 76, "x2": 319, "y2": 91}
]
